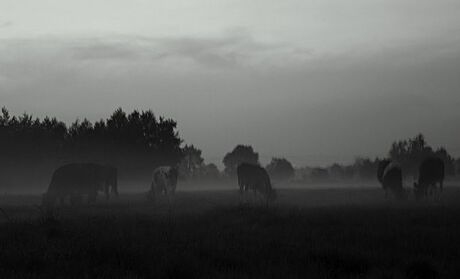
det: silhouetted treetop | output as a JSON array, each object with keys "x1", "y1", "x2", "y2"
[
  {"x1": 388, "y1": 133, "x2": 455, "y2": 177},
  {"x1": 223, "y1": 145, "x2": 259, "y2": 176},
  {"x1": 179, "y1": 144, "x2": 205, "y2": 178},
  {"x1": 266, "y1": 157, "x2": 295, "y2": 181}
]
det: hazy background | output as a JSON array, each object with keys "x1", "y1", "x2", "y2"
[{"x1": 1, "y1": 0, "x2": 460, "y2": 167}]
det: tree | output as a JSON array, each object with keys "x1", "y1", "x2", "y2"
[
  {"x1": 328, "y1": 163, "x2": 348, "y2": 181},
  {"x1": 222, "y1": 145, "x2": 259, "y2": 176},
  {"x1": 0, "y1": 107, "x2": 184, "y2": 190},
  {"x1": 389, "y1": 133, "x2": 454, "y2": 178},
  {"x1": 0, "y1": 107, "x2": 10, "y2": 127},
  {"x1": 266, "y1": 157, "x2": 295, "y2": 181},
  {"x1": 434, "y1": 147, "x2": 455, "y2": 176},
  {"x1": 179, "y1": 145, "x2": 205, "y2": 178},
  {"x1": 455, "y1": 158, "x2": 460, "y2": 176},
  {"x1": 107, "y1": 107, "x2": 128, "y2": 142},
  {"x1": 202, "y1": 163, "x2": 220, "y2": 180},
  {"x1": 353, "y1": 157, "x2": 379, "y2": 180},
  {"x1": 310, "y1": 168, "x2": 329, "y2": 183}
]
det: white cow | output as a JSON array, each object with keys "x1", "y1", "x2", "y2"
[{"x1": 148, "y1": 166, "x2": 178, "y2": 202}]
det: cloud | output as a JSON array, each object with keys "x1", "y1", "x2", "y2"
[
  {"x1": 71, "y1": 41, "x2": 139, "y2": 61},
  {"x1": 63, "y1": 30, "x2": 313, "y2": 70},
  {"x1": 1, "y1": 31, "x2": 460, "y2": 165},
  {"x1": 148, "y1": 30, "x2": 283, "y2": 69},
  {"x1": 0, "y1": 21, "x2": 12, "y2": 28}
]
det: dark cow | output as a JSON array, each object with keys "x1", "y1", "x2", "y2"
[
  {"x1": 148, "y1": 166, "x2": 178, "y2": 202},
  {"x1": 414, "y1": 157, "x2": 445, "y2": 200},
  {"x1": 237, "y1": 163, "x2": 276, "y2": 203},
  {"x1": 380, "y1": 162, "x2": 407, "y2": 200},
  {"x1": 43, "y1": 163, "x2": 118, "y2": 206}
]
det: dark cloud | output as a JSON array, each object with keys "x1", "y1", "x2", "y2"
[
  {"x1": 66, "y1": 30, "x2": 310, "y2": 69},
  {"x1": 149, "y1": 30, "x2": 281, "y2": 69},
  {"x1": 0, "y1": 20, "x2": 12, "y2": 28},
  {"x1": 71, "y1": 42, "x2": 139, "y2": 60}
]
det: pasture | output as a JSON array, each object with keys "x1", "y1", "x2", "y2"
[{"x1": 1, "y1": 185, "x2": 460, "y2": 278}]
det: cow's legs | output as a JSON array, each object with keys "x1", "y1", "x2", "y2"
[
  {"x1": 436, "y1": 182, "x2": 442, "y2": 201},
  {"x1": 239, "y1": 185, "x2": 245, "y2": 204},
  {"x1": 166, "y1": 188, "x2": 175, "y2": 209}
]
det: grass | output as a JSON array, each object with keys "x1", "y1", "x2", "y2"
[{"x1": 0, "y1": 187, "x2": 459, "y2": 278}]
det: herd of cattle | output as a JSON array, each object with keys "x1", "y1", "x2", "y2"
[
  {"x1": 42, "y1": 156, "x2": 445, "y2": 206},
  {"x1": 42, "y1": 164, "x2": 179, "y2": 206},
  {"x1": 41, "y1": 162, "x2": 277, "y2": 206},
  {"x1": 377, "y1": 157, "x2": 445, "y2": 200}
]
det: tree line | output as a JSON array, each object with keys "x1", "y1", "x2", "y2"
[
  {"x1": 1, "y1": 107, "x2": 459, "y2": 190},
  {"x1": 204, "y1": 134, "x2": 458, "y2": 183},
  {"x1": 0, "y1": 107, "x2": 182, "y2": 189}
]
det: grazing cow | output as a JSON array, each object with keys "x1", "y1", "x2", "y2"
[
  {"x1": 148, "y1": 166, "x2": 178, "y2": 201},
  {"x1": 377, "y1": 159, "x2": 391, "y2": 184},
  {"x1": 43, "y1": 163, "x2": 117, "y2": 206},
  {"x1": 414, "y1": 157, "x2": 445, "y2": 201},
  {"x1": 237, "y1": 163, "x2": 276, "y2": 203},
  {"x1": 380, "y1": 162, "x2": 407, "y2": 200}
]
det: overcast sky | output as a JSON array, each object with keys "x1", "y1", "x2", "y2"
[{"x1": 1, "y1": 0, "x2": 460, "y2": 167}]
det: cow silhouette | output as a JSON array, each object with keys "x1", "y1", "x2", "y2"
[
  {"x1": 380, "y1": 162, "x2": 407, "y2": 200},
  {"x1": 43, "y1": 163, "x2": 118, "y2": 206},
  {"x1": 414, "y1": 157, "x2": 444, "y2": 201},
  {"x1": 148, "y1": 166, "x2": 178, "y2": 202},
  {"x1": 237, "y1": 163, "x2": 276, "y2": 204}
]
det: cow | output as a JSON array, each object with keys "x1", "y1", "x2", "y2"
[
  {"x1": 148, "y1": 166, "x2": 178, "y2": 202},
  {"x1": 379, "y1": 162, "x2": 407, "y2": 200},
  {"x1": 237, "y1": 163, "x2": 276, "y2": 204},
  {"x1": 414, "y1": 157, "x2": 445, "y2": 201},
  {"x1": 43, "y1": 163, "x2": 118, "y2": 206}
]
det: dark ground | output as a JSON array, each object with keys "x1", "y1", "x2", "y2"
[{"x1": 0, "y1": 186, "x2": 459, "y2": 278}]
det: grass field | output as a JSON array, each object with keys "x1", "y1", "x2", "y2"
[{"x1": 0, "y1": 186, "x2": 459, "y2": 278}]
